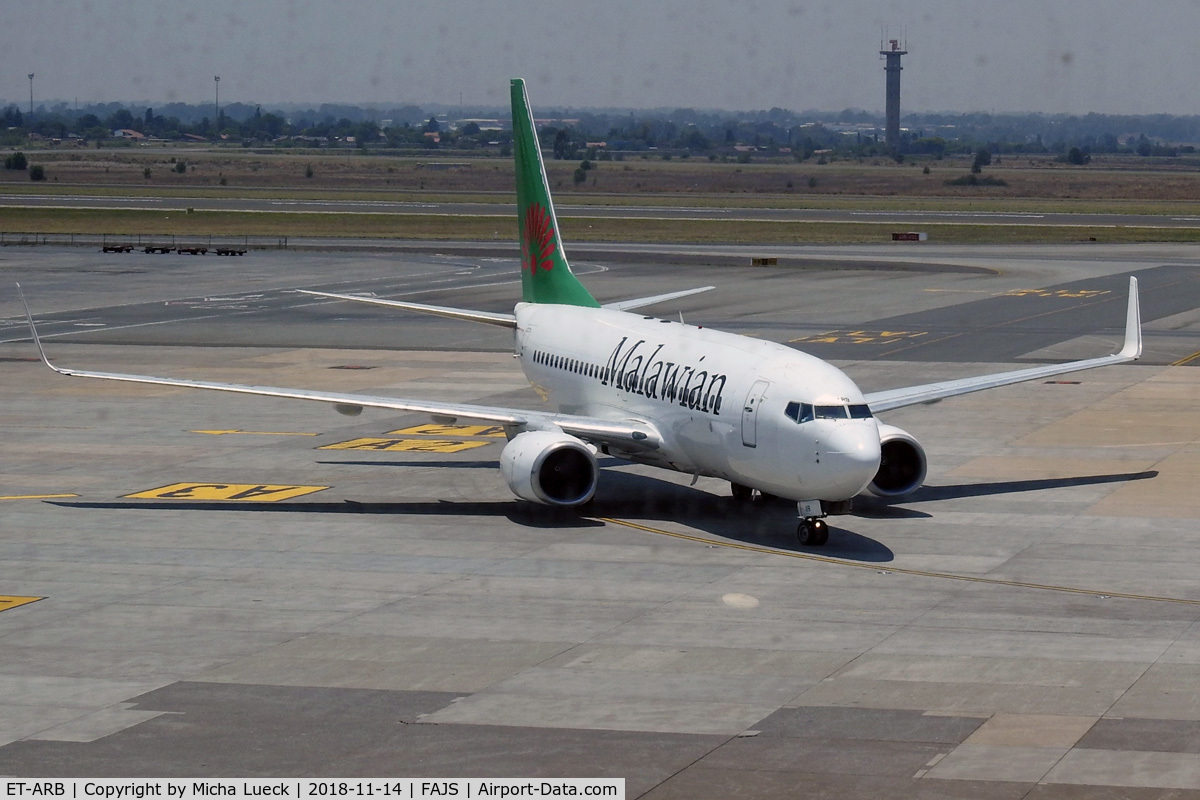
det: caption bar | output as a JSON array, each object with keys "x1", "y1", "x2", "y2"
[{"x1": 3, "y1": 781, "x2": 624, "y2": 800}]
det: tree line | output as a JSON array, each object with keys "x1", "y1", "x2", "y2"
[{"x1": 4, "y1": 99, "x2": 1199, "y2": 161}]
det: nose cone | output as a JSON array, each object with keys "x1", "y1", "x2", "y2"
[{"x1": 822, "y1": 421, "x2": 882, "y2": 497}]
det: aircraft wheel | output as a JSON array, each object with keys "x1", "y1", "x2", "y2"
[
  {"x1": 730, "y1": 482, "x2": 753, "y2": 502},
  {"x1": 797, "y1": 519, "x2": 829, "y2": 547}
]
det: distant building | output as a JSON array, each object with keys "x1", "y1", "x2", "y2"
[
  {"x1": 113, "y1": 129, "x2": 145, "y2": 140},
  {"x1": 457, "y1": 118, "x2": 505, "y2": 131}
]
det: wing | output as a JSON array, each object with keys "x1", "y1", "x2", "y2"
[
  {"x1": 18, "y1": 287, "x2": 661, "y2": 453},
  {"x1": 295, "y1": 289, "x2": 517, "y2": 328},
  {"x1": 865, "y1": 276, "x2": 1142, "y2": 414},
  {"x1": 602, "y1": 286, "x2": 715, "y2": 312}
]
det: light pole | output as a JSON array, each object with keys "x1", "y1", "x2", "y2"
[
  {"x1": 214, "y1": 75, "x2": 220, "y2": 132},
  {"x1": 28, "y1": 73, "x2": 34, "y2": 117}
]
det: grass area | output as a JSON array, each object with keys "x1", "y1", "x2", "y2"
[
  {"x1": 6, "y1": 207, "x2": 1200, "y2": 245},
  {"x1": 8, "y1": 148, "x2": 1200, "y2": 204},
  {"x1": 5, "y1": 149, "x2": 1200, "y2": 243},
  {"x1": 5, "y1": 181, "x2": 1200, "y2": 218},
  {"x1": 5, "y1": 177, "x2": 1200, "y2": 218}
]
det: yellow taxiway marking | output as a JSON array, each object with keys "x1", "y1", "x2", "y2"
[
  {"x1": 319, "y1": 437, "x2": 490, "y2": 453},
  {"x1": 1171, "y1": 350, "x2": 1200, "y2": 367},
  {"x1": 0, "y1": 596, "x2": 44, "y2": 612},
  {"x1": 191, "y1": 430, "x2": 321, "y2": 436},
  {"x1": 1003, "y1": 288, "x2": 1112, "y2": 299},
  {"x1": 388, "y1": 423, "x2": 506, "y2": 438},
  {"x1": 125, "y1": 483, "x2": 329, "y2": 502},
  {"x1": 598, "y1": 517, "x2": 1200, "y2": 607},
  {"x1": 0, "y1": 493, "x2": 79, "y2": 501},
  {"x1": 790, "y1": 330, "x2": 929, "y2": 345}
]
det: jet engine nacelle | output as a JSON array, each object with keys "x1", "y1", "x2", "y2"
[
  {"x1": 866, "y1": 423, "x2": 927, "y2": 498},
  {"x1": 499, "y1": 430, "x2": 598, "y2": 506}
]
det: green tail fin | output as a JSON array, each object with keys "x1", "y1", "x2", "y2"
[{"x1": 511, "y1": 78, "x2": 599, "y2": 307}]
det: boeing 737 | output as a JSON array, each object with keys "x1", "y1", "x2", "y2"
[{"x1": 22, "y1": 78, "x2": 1143, "y2": 546}]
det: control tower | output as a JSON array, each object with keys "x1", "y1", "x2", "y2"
[{"x1": 880, "y1": 38, "x2": 907, "y2": 151}]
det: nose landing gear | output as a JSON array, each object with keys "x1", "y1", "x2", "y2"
[
  {"x1": 797, "y1": 518, "x2": 829, "y2": 546},
  {"x1": 796, "y1": 499, "x2": 830, "y2": 546}
]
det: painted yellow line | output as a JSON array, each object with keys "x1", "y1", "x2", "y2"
[
  {"x1": 0, "y1": 493, "x2": 79, "y2": 501},
  {"x1": 597, "y1": 517, "x2": 1200, "y2": 607},
  {"x1": 319, "y1": 438, "x2": 491, "y2": 453},
  {"x1": 190, "y1": 430, "x2": 321, "y2": 436},
  {"x1": 1003, "y1": 288, "x2": 1112, "y2": 299},
  {"x1": 1170, "y1": 350, "x2": 1200, "y2": 367},
  {"x1": 0, "y1": 596, "x2": 43, "y2": 612},
  {"x1": 789, "y1": 330, "x2": 928, "y2": 345},
  {"x1": 125, "y1": 483, "x2": 329, "y2": 502}
]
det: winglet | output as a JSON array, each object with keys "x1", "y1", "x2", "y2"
[
  {"x1": 17, "y1": 283, "x2": 67, "y2": 375},
  {"x1": 1117, "y1": 276, "x2": 1142, "y2": 360}
]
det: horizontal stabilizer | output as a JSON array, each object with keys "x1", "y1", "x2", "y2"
[
  {"x1": 296, "y1": 289, "x2": 516, "y2": 328},
  {"x1": 603, "y1": 286, "x2": 715, "y2": 312}
]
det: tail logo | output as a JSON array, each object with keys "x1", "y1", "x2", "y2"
[{"x1": 522, "y1": 202, "x2": 557, "y2": 274}]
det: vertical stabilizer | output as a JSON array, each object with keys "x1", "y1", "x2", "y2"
[{"x1": 511, "y1": 78, "x2": 599, "y2": 307}]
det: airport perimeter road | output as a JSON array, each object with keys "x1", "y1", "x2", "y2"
[
  {"x1": 3, "y1": 244, "x2": 1200, "y2": 796},
  {"x1": 4, "y1": 191, "x2": 1200, "y2": 228}
]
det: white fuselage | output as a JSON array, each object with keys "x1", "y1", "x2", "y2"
[{"x1": 514, "y1": 303, "x2": 881, "y2": 502}]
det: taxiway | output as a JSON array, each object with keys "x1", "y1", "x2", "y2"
[{"x1": 2, "y1": 243, "x2": 1200, "y2": 796}]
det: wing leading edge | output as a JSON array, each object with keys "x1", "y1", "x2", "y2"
[
  {"x1": 865, "y1": 276, "x2": 1142, "y2": 414},
  {"x1": 17, "y1": 285, "x2": 660, "y2": 453}
]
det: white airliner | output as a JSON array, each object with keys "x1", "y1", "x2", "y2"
[{"x1": 22, "y1": 79, "x2": 1143, "y2": 546}]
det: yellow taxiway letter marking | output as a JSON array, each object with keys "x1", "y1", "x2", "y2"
[
  {"x1": 388, "y1": 423, "x2": 506, "y2": 437},
  {"x1": 125, "y1": 483, "x2": 329, "y2": 502}
]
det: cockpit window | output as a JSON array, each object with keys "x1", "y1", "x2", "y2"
[
  {"x1": 785, "y1": 401, "x2": 815, "y2": 423},
  {"x1": 786, "y1": 401, "x2": 873, "y2": 423}
]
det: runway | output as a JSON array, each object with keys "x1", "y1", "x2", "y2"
[
  {"x1": 3, "y1": 243, "x2": 1200, "y2": 796},
  {"x1": 4, "y1": 191, "x2": 1200, "y2": 228}
]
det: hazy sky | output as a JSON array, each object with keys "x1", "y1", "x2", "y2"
[{"x1": 5, "y1": 0, "x2": 1200, "y2": 115}]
